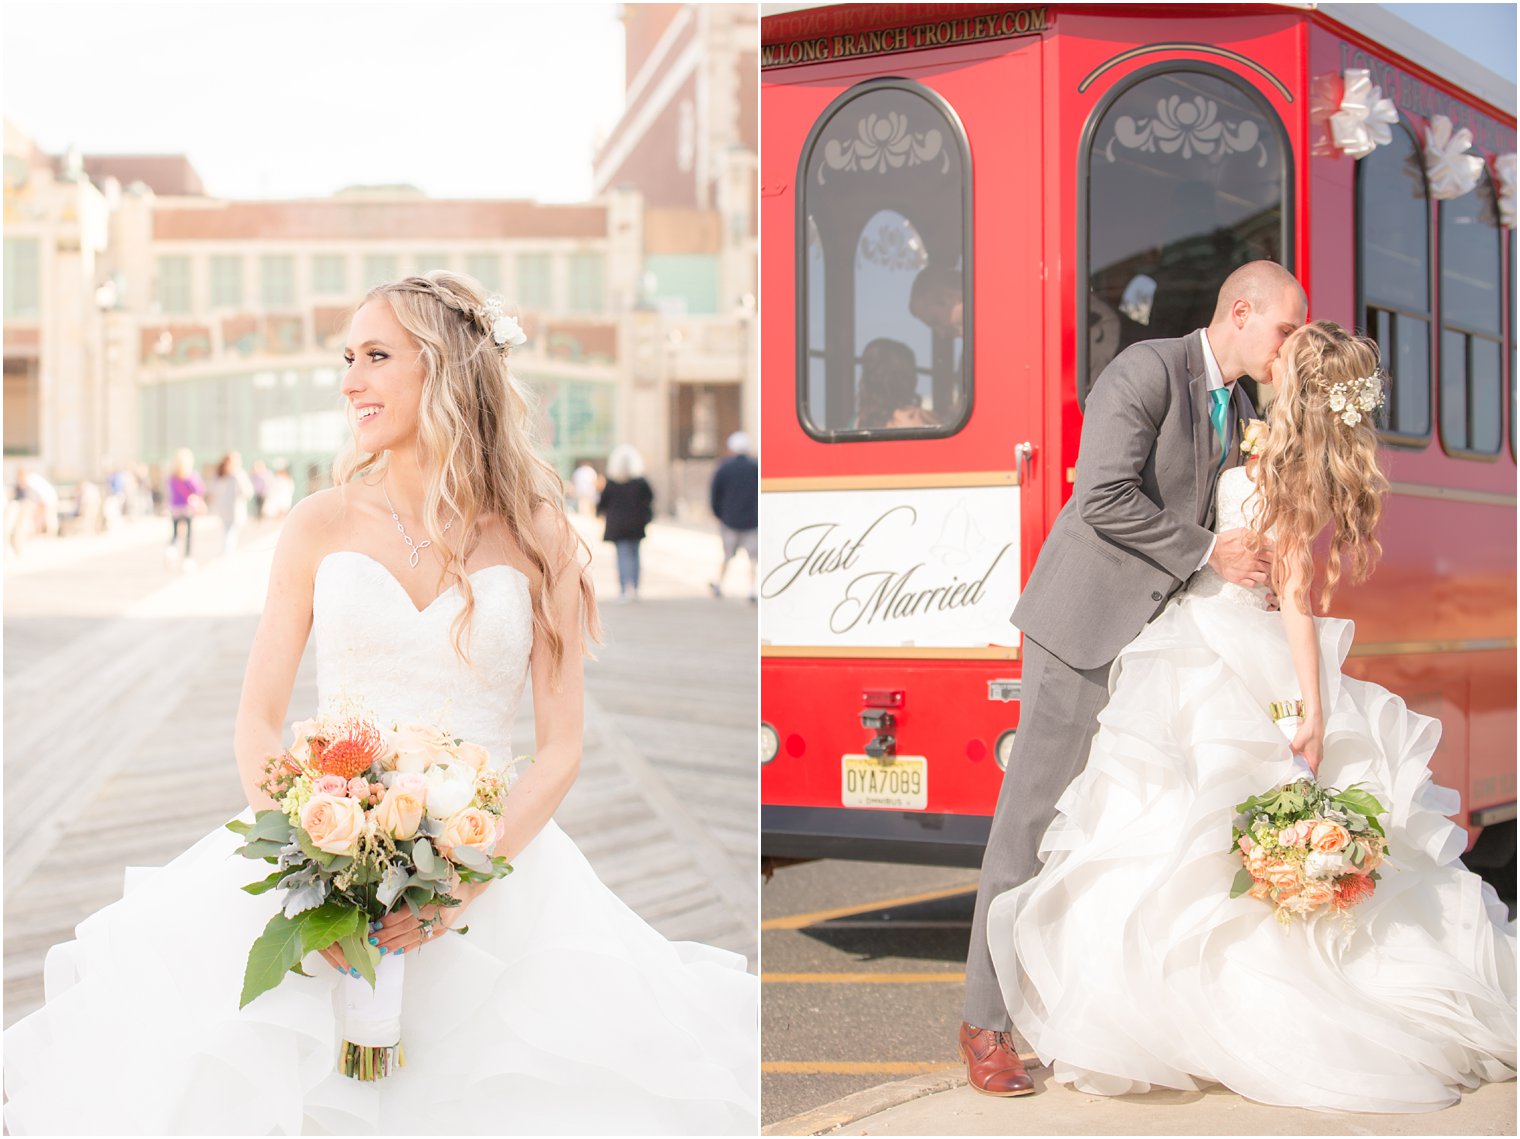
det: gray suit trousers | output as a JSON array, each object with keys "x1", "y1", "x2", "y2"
[{"x1": 962, "y1": 636, "x2": 1114, "y2": 1030}]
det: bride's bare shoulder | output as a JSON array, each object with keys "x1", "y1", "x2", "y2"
[{"x1": 271, "y1": 485, "x2": 361, "y2": 575}]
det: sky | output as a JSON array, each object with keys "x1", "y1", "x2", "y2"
[
  {"x1": 1386, "y1": 2, "x2": 1517, "y2": 83},
  {"x1": 2, "y1": 2, "x2": 1514, "y2": 205},
  {"x1": 2, "y1": 1, "x2": 628, "y2": 201}
]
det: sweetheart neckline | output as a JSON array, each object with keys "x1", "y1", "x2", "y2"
[{"x1": 316, "y1": 549, "x2": 529, "y2": 616}]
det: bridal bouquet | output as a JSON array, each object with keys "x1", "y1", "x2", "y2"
[
  {"x1": 1229, "y1": 778, "x2": 1389, "y2": 924},
  {"x1": 229, "y1": 712, "x2": 516, "y2": 1079}
]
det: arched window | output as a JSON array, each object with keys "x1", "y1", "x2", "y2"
[
  {"x1": 1358, "y1": 122, "x2": 1432, "y2": 441},
  {"x1": 1083, "y1": 66, "x2": 1291, "y2": 401},
  {"x1": 798, "y1": 79, "x2": 971, "y2": 440},
  {"x1": 1439, "y1": 171, "x2": 1503, "y2": 456}
]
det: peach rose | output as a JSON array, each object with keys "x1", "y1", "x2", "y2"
[
  {"x1": 347, "y1": 777, "x2": 371, "y2": 800},
  {"x1": 388, "y1": 722, "x2": 456, "y2": 774},
  {"x1": 1277, "y1": 827, "x2": 1303, "y2": 848},
  {"x1": 374, "y1": 773, "x2": 428, "y2": 840},
  {"x1": 454, "y1": 741, "x2": 490, "y2": 772},
  {"x1": 439, "y1": 807, "x2": 497, "y2": 860},
  {"x1": 1298, "y1": 881, "x2": 1336, "y2": 909},
  {"x1": 1238, "y1": 834, "x2": 1254, "y2": 854},
  {"x1": 1310, "y1": 821, "x2": 1350, "y2": 854},
  {"x1": 299, "y1": 793, "x2": 365, "y2": 855},
  {"x1": 1265, "y1": 862, "x2": 1301, "y2": 891},
  {"x1": 289, "y1": 718, "x2": 327, "y2": 764},
  {"x1": 314, "y1": 773, "x2": 350, "y2": 797},
  {"x1": 1246, "y1": 880, "x2": 1272, "y2": 901}
]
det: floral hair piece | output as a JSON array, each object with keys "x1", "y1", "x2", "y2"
[
  {"x1": 1324, "y1": 370, "x2": 1384, "y2": 428},
  {"x1": 482, "y1": 295, "x2": 527, "y2": 350}
]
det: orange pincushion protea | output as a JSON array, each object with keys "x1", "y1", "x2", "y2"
[
  {"x1": 313, "y1": 720, "x2": 385, "y2": 780},
  {"x1": 1332, "y1": 872, "x2": 1377, "y2": 912}
]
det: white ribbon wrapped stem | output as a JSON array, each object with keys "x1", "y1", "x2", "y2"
[
  {"x1": 1270, "y1": 701, "x2": 1315, "y2": 783},
  {"x1": 340, "y1": 951, "x2": 404, "y2": 1047}
]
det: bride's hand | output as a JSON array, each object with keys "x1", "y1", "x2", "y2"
[
  {"x1": 1208, "y1": 527, "x2": 1273, "y2": 588},
  {"x1": 1289, "y1": 713, "x2": 1324, "y2": 776}
]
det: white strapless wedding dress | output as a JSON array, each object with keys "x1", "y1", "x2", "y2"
[
  {"x1": 4, "y1": 551, "x2": 758, "y2": 1135},
  {"x1": 986, "y1": 466, "x2": 1516, "y2": 1112}
]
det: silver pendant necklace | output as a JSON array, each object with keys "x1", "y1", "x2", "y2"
[{"x1": 382, "y1": 478, "x2": 452, "y2": 568}]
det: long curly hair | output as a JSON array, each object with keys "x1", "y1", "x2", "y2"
[
  {"x1": 332, "y1": 271, "x2": 600, "y2": 676},
  {"x1": 1250, "y1": 320, "x2": 1389, "y2": 613}
]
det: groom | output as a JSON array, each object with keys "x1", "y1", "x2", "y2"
[{"x1": 960, "y1": 260, "x2": 1308, "y2": 1095}]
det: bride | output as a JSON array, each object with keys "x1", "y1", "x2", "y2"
[
  {"x1": 987, "y1": 320, "x2": 1515, "y2": 1113},
  {"x1": 3, "y1": 271, "x2": 759, "y2": 1135}
]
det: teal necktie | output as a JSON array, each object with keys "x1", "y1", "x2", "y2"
[{"x1": 1210, "y1": 387, "x2": 1230, "y2": 447}]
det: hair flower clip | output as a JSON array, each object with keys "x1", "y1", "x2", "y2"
[
  {"x1": 1326, "y1": 371, "x2": 1384, "y2": 428},
  {"x1": 482, "y1": 296, "x2": 527, "y2": 349}
]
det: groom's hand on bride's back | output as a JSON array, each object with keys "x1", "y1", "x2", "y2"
[{"x1": 1208, "y1": 527, "x2": 1273, "y2": 589}]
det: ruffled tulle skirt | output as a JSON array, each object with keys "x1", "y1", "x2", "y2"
[
  {"x1": 4, "y1": 818, "x2": 757, "y2": 1134},
  {"x1": 986, "y1": 590, "x2": 1516, "y2": 1113}
]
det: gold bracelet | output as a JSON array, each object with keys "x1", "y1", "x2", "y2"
[{"x1": 1268, "y1": 699, "x2": 1304, "y2": 721}]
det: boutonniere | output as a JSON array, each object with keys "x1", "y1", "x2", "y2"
[{"x1": 1240, "y1": 418, "x2": 1268, "y2": 458}]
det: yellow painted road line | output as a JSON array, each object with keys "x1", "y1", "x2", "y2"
[
  {"x1": 764, "y1": 972, "x2": 966, "y2": 984},
  {"x1": 763, "y1": 1061, "x2": 961, "y2": 1075},
  {"x1": 762, "y1": 883, "x2": 977, "y2": 931}
]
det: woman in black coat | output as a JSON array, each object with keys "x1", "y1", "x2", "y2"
[{"x1": 596, "y1": 444, "x2": 654, "y2": 602}]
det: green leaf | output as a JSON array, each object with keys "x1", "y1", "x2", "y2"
[
  {"x1": 336, "y1": 927, "x2": 377, "y2": 988},
  {"x1": 413, "y1": 839, "x2": 437, "y2": 877},
  {"x1": 450, "y1": 845, "x2": 490, "y2": 871},
  {"x1": 225, "y1": 818, "x2": 254, "y2": 836},
  {"x1": 241, "y1": 867, "x2": 292, "y2": 895},
  {"x1": 295, "y1": 901, "x2": 362, "y2": 954},
  {"x1": 238, "y1": 838, "x2": 287, "y2": 861},
  {"x1": 288, "y1": 961, "x2": 313, "y2": 977},
  {"x1": 239, "y1": 913, "x2": 305, "y2": 1008},
  {"x1": 1229, "y1": 868, "x2": 1256, "y2": 899},
  {"x1": 248, "y1": 810, "x2": 295, "y2": 843}
]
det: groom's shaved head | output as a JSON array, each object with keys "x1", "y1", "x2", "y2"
[{"x1": 1212, "y1": 260, "x2": 1305, "y2": 321}]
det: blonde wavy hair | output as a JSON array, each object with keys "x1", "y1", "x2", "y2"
[
  {"x1": 333, "y1": 271, "x2": 600, "y2": 675},
  {"x1": 1250, "y1": 320, "x2": 1389, "y2": 613}
]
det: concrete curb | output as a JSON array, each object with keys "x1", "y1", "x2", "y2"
[{"x1": 762, "y1": 1070, "x2": 968, "y2": 1136}]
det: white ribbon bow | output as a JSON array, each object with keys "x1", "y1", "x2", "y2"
[
  {"x1": 1496, "y1": 153, "x2": 1516, "y2": 228},
  {"x1": 1424, "y1": 114, "x2": 1485, "y2": 201},
  {"x1": 1329, "y1": 69, "x2": 1398, "y2": 159}
]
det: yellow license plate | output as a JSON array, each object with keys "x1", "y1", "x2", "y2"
[{"x1": 841, "y1": 754, "x2": 928, "y2": 811}]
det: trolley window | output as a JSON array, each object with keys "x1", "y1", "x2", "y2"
[
  {"x1": 798, "y1": 79, "x2": 971, "y2": 441},
  {"x1": 1083, "y1": 67, "x2": 1290, "y2": 402},
  {"x1": 1438, "y1": 171, "x2": 1503, "y2": 457},
  {"x1": 1359, "y1": 122, "x2": 1432, "y2": 441}
]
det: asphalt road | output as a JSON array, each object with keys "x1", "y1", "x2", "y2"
[{"x1": 761, "y1": 858, "x2": 981, "y2": 1127}]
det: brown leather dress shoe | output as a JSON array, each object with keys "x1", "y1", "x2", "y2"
[{"x1": 958, "y1": 1021, "x2": 1035, "y2": 1096}]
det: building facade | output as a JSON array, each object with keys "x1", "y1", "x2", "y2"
[{"x1": 2, "y1": 3, "x2": 757, "y2": 519}]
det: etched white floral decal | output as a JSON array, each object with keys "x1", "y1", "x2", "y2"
[
  {"x1": 1104, "y1": 96, "x2": 1266, "y2": 166},
  {"x1": 1329, "y1": 69, "x2": 1399, "y2": 160},
  {"x1": 1424, "y1": 114, "x2": 1484, "y2": 201},
  {"x1": 819, "y1": 112, "x2": 950, "y2": 183}
]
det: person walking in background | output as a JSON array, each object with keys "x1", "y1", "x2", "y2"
[
  {"x1": 9, "y1": 465, "x2": 57, "y2": 554},
  {"x1": 571, "y1": 459, "x2": 599, "y2": 517},
  {"x1": 709, "y1": 431, "x2": 758, "y2": 602},
  {"x1": 248, "y1": 460, "x2": 269, "y2": 521},
  {"x1": 264, "y1": 461, "x2": 295, "y2": 518},
  {"x1": 598, "y1": 444, "x2": 654, "y2": 604},
  {"x1": 210, "y1": 451, "x2": 253, "y2": 558},
  {"x1": 166, "y1": 448, "x2": 206, "y2": 569}
]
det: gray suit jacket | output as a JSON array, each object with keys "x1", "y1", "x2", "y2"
[{"x1": 1012, "y1": 330, "x2": 1254, "y2": 670}]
